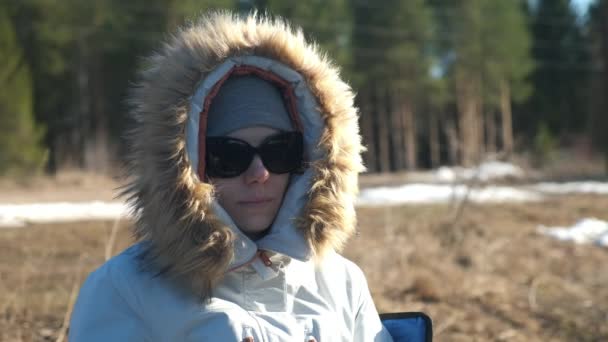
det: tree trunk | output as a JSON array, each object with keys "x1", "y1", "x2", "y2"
[
  {"x1": 443, "y1": 112, "x2": 460, "y2": 166},
  {"x1": 375, "y1": 85, "x2": 391, "y2": 172},
  {"x1": 359, "y1": 89, "x2": 376, "y2": 172},
  {"x1": 455, "y1": 72, "x2": 482, "y2": 166},
  {"x1": 84, "y1": 51, "x2": 111, "y2": 174},
  {"x1": 485, "y1": 109, "x2": 497, "y2": 155},
  {"x1": 429, "y1": 110, "x2": 440, "y2": 168},
  {"x1": 602, "y1": 1, "x2": 608, "y2": 175},
  {"x1": 500, "y1": 79, "x2": 514, "y2": 157},
  {"x1": 476, "y1": 96, "x2": 485, "y2": 159},
  {"x1": 456, "y1": 78, "x2": 470, "y2": 166},
  {"x1": 390, "y1": 89, "x2": 405, "y2": 170},
  {"x1": 403, "y1": 99, "x2": 417, "y2": 170},
  {"x1": 75, "y1": 35, "x2": 90, "y2": 170}
]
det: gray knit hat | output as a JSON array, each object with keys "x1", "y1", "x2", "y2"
[{"x1": 206, "y1": 75, "x2": 293, "y2": 136}]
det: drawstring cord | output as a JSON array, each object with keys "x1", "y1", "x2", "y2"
[
  {"x1": 258, "y1": 250, "x2": 273, "y2": 267},
  {"x1": 227, "y1": 250, "x2": 273, "y2": 273}
]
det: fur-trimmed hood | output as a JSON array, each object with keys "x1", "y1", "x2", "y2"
[{"x1": 122, "y1": 11, "x2": 364, "y2": 300}]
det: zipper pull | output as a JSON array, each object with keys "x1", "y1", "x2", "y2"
[{"x1": 258, "y1": 250, "x2": 273, "y2": 267}]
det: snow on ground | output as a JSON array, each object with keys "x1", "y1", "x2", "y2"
[
  {"x1": 530, "y1": 181, "x2": 608, "y2": 195},
  {"x1": 1, "y1": 180, "x2": 608, "y2": 227},
  {"x1": 538, "y1": 218, "x2": 608, "y2": 247},
  {"x1": 356, "y1": 184, "x2": 542, "y2": 206},
  {"x1": 357, "y1": 180, "x2": 608, "y2": 207},
  {"x1": 0, "y1": 201, "x2": 129, "y2": 228},
  {"x1": 434, "y1": 161, "x2": 526, "y2": 182}
]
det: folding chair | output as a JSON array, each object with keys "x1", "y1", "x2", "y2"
[{"x1": 380, "y1": 312, "x2": 432, "y2": 342}]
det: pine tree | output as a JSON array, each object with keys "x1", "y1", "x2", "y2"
[
  {"x1": 525, "y1": 0, "x2": 592, "y2": 139},
  {"x1": 0, "y1": 6, "x2": 46, "y2": 175},
  {"x1": 589, "y1": 0, "x2": 608, "y2": 173},
  {"x1": 480, "y1": 0, "x2": 533, "y2": 157},
  {"x1": 445, "y1": 0, "x2": 485, "y2": 166},
  {"x1": 351, "y1": 0, "x2": 432, "y2": 171},
  {"x1": 259, "y1": 0, "x2": 352, "y2": 70},
  {"x1": 431, "y1": 1, "x2": 533, "y2": 165},
  {"x1": 7, "y1": 0, "x2": 237, "y2": 173}
]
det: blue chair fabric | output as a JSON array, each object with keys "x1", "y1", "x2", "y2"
[{"x1": 380, "y1": 312, "x2": 433, "y2": 342}]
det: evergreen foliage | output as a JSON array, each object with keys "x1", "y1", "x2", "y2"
[
  {"x1": 0, "y1": 5, "x2": 46, "y2": 175},
  {"x1": 1, "y1": 0, "x2": 603, "y2": 173}
]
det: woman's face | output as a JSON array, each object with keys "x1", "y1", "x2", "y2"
[{"x1": 209, "y1": 126, "x2": 290, "y2": 238}]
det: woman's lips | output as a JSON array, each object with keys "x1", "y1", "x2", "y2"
[{"x1": 239, "y1": 198, "x2": 273, "y2": 205}]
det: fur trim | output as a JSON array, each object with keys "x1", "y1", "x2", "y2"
[{"x1": 121, "y1": 11, "x2": 364, "y2": 300}]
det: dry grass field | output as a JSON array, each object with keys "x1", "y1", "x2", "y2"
[
  {"x1": 350, "y1": 195, "x2": 608, "y2": 341},
  {"x1": 1, "y1": 176, "x2": 607, "y2": 341}
]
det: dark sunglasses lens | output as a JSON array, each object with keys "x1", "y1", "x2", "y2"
[
  {"x1": 206, "y1": 138, "x2": 253, "y2": 178},
  {"x1": 259, "y1": 132, "x2": 303, "y2": 174}
]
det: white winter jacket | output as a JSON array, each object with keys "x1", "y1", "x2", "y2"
[
  {"x1": 69, "y1": 242, "x2": 391, "y2": 341},
  {"x1": 69, "y1": 12, "x2": 391, "y2": 341}
]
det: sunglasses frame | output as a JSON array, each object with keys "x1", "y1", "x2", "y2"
[{"x1": 205, "y1": 131, "x2": 306, "y2": 178}]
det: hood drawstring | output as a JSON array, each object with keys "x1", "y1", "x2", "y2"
[
  {"x1": 227, "y1": 250, "x2": 273, "y2": 273},
  {"x1": 258, "y1": 250, "x2": 273, "y2": 267}
]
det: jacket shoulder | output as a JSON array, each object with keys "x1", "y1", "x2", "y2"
[
  {"x1": 90, "y1": 243, "x2": 149, "y2": 294},
  {"x1": 69, "y1": 243, "x2": 150, "y2": 341}
]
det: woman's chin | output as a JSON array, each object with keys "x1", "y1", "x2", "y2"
[{"x1": 240, "y1": 224, "x2": 271, "y2": 241}]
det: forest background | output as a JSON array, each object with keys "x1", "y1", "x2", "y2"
[{"x1": 2, "y1": 0, "x2": 608, "y2": 177}]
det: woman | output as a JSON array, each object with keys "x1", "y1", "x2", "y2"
[{"x1": 69, "y1": 12, "x2": 392, "y2": 341}]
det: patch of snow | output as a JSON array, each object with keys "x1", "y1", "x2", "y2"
[
  {"x1": 538, "y1": 218, "x2": 608, "y2": 247},
  {"x1": 0, "y1": 216, "x2": 26, "y2": 228},
  {"x1": 2, "y1": 180, "x2": 607, "y2": 226},
  {"x1": 530, "y1": 182, "x2": 608, "y2": 195},
  {"x1": 598, "y1": 233, "x2": 608, "y2": 247},
  {"x1": 0, "y1": 201, "x2": 129, "y2": 228},
  {"x1": 435, "y1": 167, "x2": 458, "y2": 182},
  {"x1": 435, "y1": 161, "x2": 525, "y2": 183},
  {"x1": 356, "y1": 184, "x2": 542, "y2": 207}
]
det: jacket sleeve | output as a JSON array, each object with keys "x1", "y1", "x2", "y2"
[
  {"x1": 68, "y1": 260, "x2": 148, "y2": 342},
  {"x1": 353, "y1": 271, "x2": 394, "y2": 342}
]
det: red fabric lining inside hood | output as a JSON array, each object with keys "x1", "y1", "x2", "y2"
[{"x1": 197, "y1": 65, "x2": 304, "y2": 181}]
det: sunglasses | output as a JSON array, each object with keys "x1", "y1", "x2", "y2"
[{"x1": 205, "y1": 131, "x2": 305, "y2": 178}]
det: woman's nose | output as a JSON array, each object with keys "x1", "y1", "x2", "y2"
[{"x1": 244, "y1": 155, "x2": 270, "y2": 184}]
